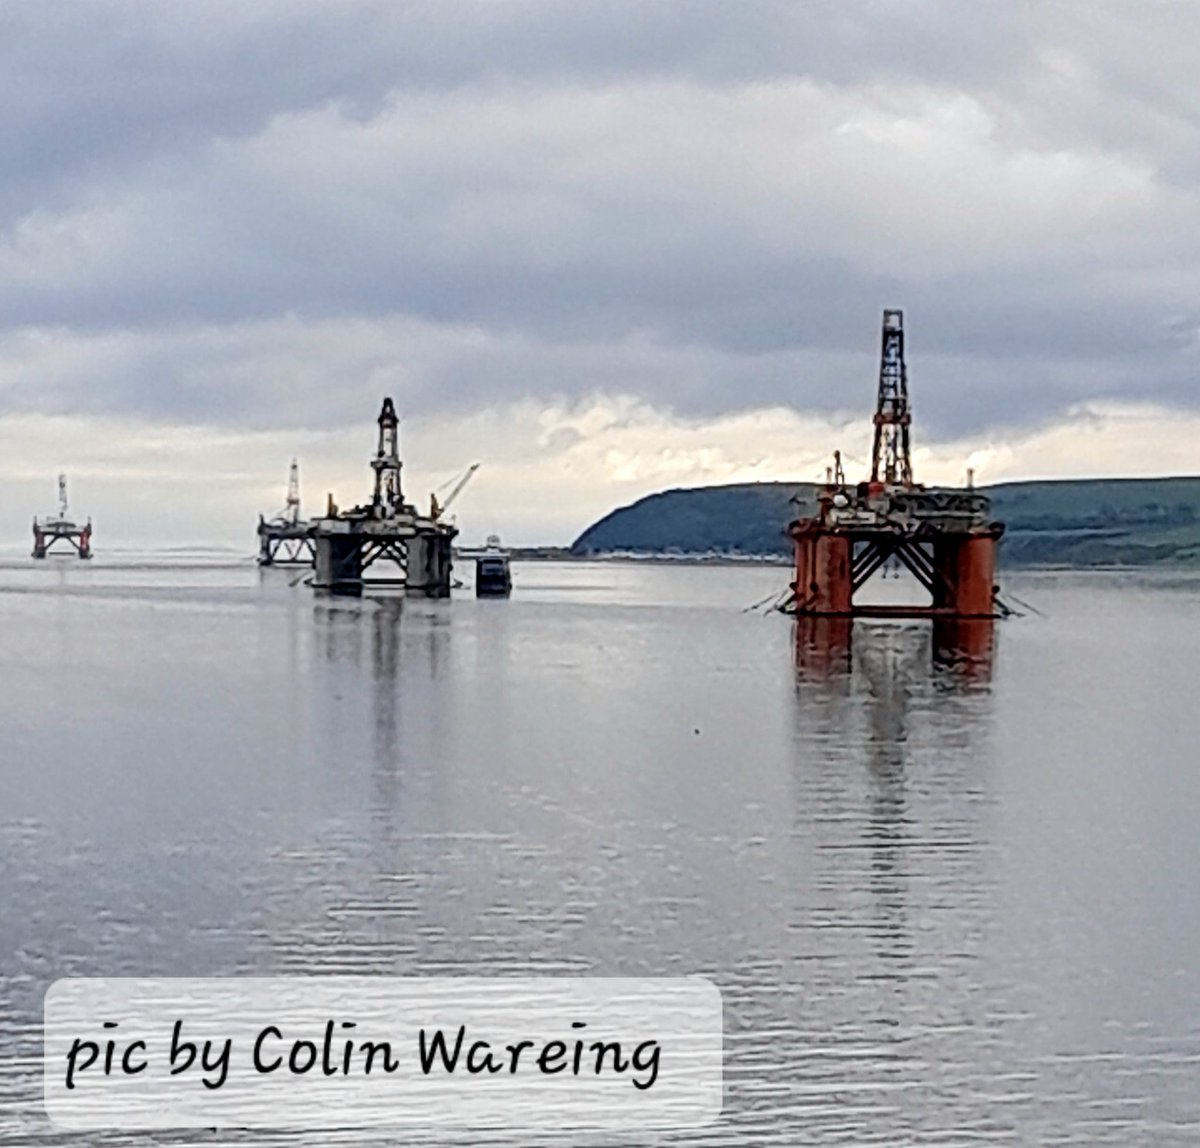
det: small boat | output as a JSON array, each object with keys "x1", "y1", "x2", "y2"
[{"x1": 474, "y1": 534, "x2": 512, "y2": 597}]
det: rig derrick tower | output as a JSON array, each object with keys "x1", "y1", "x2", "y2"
[
  {"x1": 871, "y1": 309, "x2": 913, "y2": 488},
  {"x1": 370, "y1": 398, "x2": 405, "y2": 518},
  {"x1": 284, "y1": 458, "x2": 301, "y2": 526}
]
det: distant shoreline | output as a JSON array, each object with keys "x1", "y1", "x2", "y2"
[
  {"x1": 502, "y1": 550, "x2": 1200, "y2": 571},
  {"x1": 505, "y1": 549, "x2": 791, "y2": 566},
  {"x1": 565, "y1": 477, "x2": 1200, "y2": 569}
]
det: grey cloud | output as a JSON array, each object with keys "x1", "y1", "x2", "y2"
[
  {"x1": 0, "y1": 1, "x2": 1198, "y2": 442},
  {"x1": 0, "y1": 0, "x2": 1052, "y2": 222}
]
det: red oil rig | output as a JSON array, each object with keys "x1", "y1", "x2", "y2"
[
  {"x1": 32, "y1": 474, "x2": 92, "y2": 560},
  {"x1": 787, "y1": 310, "x2": 1004, "y2": 619}
]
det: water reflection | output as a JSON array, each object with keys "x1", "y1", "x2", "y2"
[
  {"x1": 788, "y1": 618, "x2": 999, "y2": 1078},
  {"x1": 6, "y1": 564, "x2": 1200, "y2": 1144},
  {"x1": 370, "y1": 599, "x2": 404, "y2": 821},
  {"x1": 314, "y1": 599, "x2": 364, "y2": 667},
  {"x1": 792, "y1": 617, "x2": 853, "y2": 682},
  {"x1": 309, "y1": 597, "x2": 456, "y2": 859},
  {"x1": 932, "y1": 617, "x2": 996, "y2": 684},
  {"x1": 794, "y1": 617, "x2": 997, "y2": 687}
]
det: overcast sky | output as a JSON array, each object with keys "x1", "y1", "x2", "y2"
[{"x1": 2, "y1": 1, "x2": 1198, "y2": 546}]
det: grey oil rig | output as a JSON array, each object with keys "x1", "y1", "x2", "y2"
[
  {"x1": 257, "y1": 459, "x2": 315, "y2": 566},
  {"x1": 33, "y1": 474, "x2": 92, "y2": 559},
  {"x1": 310, "y1": 398, "x2": 460, "y2": 597}
]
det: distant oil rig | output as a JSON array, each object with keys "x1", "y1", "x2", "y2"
[
  {"x1": 257, "y1": 460, "x2": 315, "y2": 566},
  {"x1": 787, "y1": 309, "x2": 1005, "y2": 619},
  {"x1": 32, "y1": 474, "x2": 92, "y2": 559}
]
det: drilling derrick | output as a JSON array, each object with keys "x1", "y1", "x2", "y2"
[
  {"x1": 371, "y1": 398, "x2": 404, "y2": 517},
  {"x1": 787, "y1": 309, "x2": 1005, "y2": 630},
  {"x1": 871, "y1": 309, "x2": 913, "y2": 488},
  {"x1": 284, "y1": 459, "x2": 301, "y2": 526}
]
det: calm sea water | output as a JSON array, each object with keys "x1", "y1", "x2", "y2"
[{"x1": 3, "y1": 554, "x2": 1200, "y2": 1145}]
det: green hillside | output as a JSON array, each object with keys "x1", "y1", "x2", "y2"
[{"x1": 570, "y1": 477, "x2": 1200, "y2": 566}]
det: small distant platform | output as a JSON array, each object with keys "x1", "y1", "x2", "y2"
[
  {"x1": 33, "y1": 475, "x2": 92, "y2": 559},
  {"x1": 257, "y1": 459, "x2": 315, "y2": 566}
]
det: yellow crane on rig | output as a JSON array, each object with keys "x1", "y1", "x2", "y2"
[{"x1": 429, "y1": 462, "x2": 480, "y2": 521}]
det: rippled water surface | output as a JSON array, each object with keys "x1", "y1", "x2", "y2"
[{"x1": 3, "y1": 556, "x2": 1200, "y2": 1145}]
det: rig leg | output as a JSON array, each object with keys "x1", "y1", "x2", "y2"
[
  {"x1": 933, "y1": 535, "x2": 999, "y2": 617},
  {"x1": 933, "y1": 617, "x2": 996, "y2": 681},
  {"x1": 258, "y1": 518, "x2": 274, "y2": 566},
  {"x1": 793, "y1": 616, "x2": 853, "y2": 680},
  {"x1": 313, "y1": 534, "x2": 364, "y2": 596},
  {"x1": 793, "y1": 530, "x2": 852, "y2": 614},
  {"x1": 406, "y1": 533, "x2": 455, "y2": 598}
]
